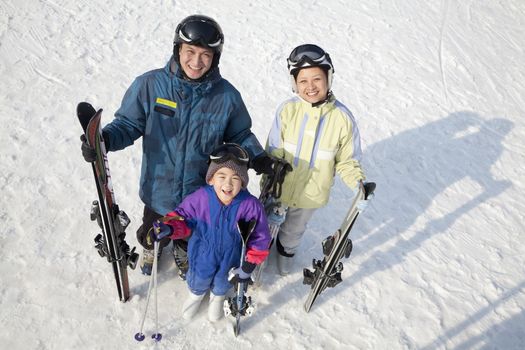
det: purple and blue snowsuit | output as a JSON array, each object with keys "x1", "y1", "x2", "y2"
[{"x1": 174, "y1": 185, "x2": 271, "y2": 296}]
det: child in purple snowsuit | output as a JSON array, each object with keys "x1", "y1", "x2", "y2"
[{"x1": 153, "y1": 144, "x2": 271, "y2": 322}]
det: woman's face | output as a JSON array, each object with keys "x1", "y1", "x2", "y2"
[{"x1": 295, "y1": 66, "x2": 328, "y2": 104}]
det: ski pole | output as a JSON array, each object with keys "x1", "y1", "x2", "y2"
[{"x1": 134, "y1": 239, "x2": 162, "y2": 342}]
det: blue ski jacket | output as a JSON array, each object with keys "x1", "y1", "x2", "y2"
[
  {"x1": 175, "y1": 186, "x2": 271, "y2": 296},
  {"x1": 102, "y1": 57, "x2": 264, "y2": 214}
]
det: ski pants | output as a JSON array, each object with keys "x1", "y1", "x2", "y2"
[{"x1": 276, "y1": 207, "x2": 317, "y2": 256}]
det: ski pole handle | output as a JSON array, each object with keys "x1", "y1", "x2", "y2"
[{"x1": 152, "y1": 221, "x2": 172, "y2": 241}]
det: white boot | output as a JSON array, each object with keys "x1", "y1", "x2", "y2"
[
  {"x1": 182, "y1": 291, "x2": 204, "y2": 320},
  {"x1": 208, "y1": 293, "x2": 226, "y2": 322},
  {"x1": 277, "y1": 253, "x2": 293, "y2": 276}
]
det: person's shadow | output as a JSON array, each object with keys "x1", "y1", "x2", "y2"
[
  {"x1": 261, "y1": 111, "x2": 513, "y2": 322},
  {"x1": 420, "y1": 279, "x2": 525, "y2": 350}
]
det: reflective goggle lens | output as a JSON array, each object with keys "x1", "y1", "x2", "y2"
[
  {"x1": 287, "y1": 44, "x2": 327, "y2": 66},
  {"x1": 178, "y1": 20, "x2": 222, "y2": 48},
  {"x1": 209, "y1": 143, "x2": 249, "y2": 164}
]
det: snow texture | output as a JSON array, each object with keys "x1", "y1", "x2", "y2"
[{"x1": 1, "y1": 0, "x2": 524, "y2": 349}]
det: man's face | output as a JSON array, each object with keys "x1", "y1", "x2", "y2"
[{"x1": 178, "y1": 43, "x2": 214, "y2": 80}]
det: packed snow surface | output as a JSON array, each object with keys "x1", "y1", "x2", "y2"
[{"x1": 1, "y1": 0, "x2": 524, "y2": 349}]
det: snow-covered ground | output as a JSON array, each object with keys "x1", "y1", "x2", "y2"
[{"x1": 1, "y1": 0, "x2": 524, "y2": 349}]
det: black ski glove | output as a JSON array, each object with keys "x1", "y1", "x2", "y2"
[
  {"x1": 80, "y1": 134, "x2": 97, "y2": 162},
  {"x1": 251, "y1": 154, "x2": 276, "y2": 176},
  {"x1": 80, "y1": 131, "x2": 110, "y2": 162}
]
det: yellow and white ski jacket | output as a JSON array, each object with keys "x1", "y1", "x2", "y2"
[{"x1": 266, "y1": 94, "x2": 365, "y2": 209}]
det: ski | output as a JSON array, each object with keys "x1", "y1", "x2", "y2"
[
  {"x1": 251, "y1": 158, "x2": 291, "y2": 287},
  {"x1": 77, "y1": 102, "x2": 139, "y2": 302},
  {"x1": 224, "y1": 219, "x2": 257, "y2": 337},
  {"x1": 303, "y1": 182, "x2": 376, "y2": 312}
]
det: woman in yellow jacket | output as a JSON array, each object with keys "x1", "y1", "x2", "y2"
[{"x1": 266, "y1": 44, "x2": 370, "y2": 275}]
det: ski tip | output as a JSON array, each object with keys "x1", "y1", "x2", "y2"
[
  {"x1": 134, "y1": 332, "x2": 145, "y2": 342},
  {"x1": 77, "y1": 102, "x2": 96, "y2": 117},
  {"x1": 76, "y1": 102, "x2": 98, "y2": 131}
]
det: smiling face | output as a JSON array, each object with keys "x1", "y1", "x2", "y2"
[
  {"x1": 178, "y1": 43, "x2": 214, "y2": 80},
  {"x1": 208, "y1": 166, "x2": 243, "y2": 205},
  {"x1": 295, "y1": 66, "x2": 329, "y2": 104}
]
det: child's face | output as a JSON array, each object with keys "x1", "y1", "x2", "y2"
[
  {"x1": 295, "y1": 66, "x2": 328, "y2": 104},
  {"x1": 208, "y1": 166, "x2": 243, "y2": 205}
]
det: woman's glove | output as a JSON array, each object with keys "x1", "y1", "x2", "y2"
[{"x1": 353, "y1": 182, "x2": 374, "y2": 213}]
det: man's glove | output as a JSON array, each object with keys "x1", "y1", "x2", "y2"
[
  {"x1": 80, "y1": 131, "x2": 110, "y2": 163},
  {"x1": 251, "y1": 154, "x2": 276, "y2": 176},
  {"x1": 80, "y1": 135, "x2": 97, "y2": 162}
]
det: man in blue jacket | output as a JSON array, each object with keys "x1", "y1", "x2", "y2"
[{"x1": 81, "y1": 15, "x2": 275, "y2": 275}]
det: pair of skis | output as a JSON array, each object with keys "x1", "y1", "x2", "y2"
[
  {"x1": 224, "y1": 220, "x2": 257, "y2": 337},
  {"x1": 253, "y1": 161, "x2": 376, "y2": 313},
  {"x1": 251, "y1": 158, "x2": 291, "y2": 286},
  {"x1": 303, "y1": 182, "x2": 376, "y2": 312},
  {"x1": 77, "y1": 103, "x2": 139, "y2": 302}
]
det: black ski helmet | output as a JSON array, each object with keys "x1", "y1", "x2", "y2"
[
  {"x1": 287, "y1": 44, "x2": 334, "y2": 92},
  {"x1": 173, "y1": 15, "x2": 224, "y2": 69}
]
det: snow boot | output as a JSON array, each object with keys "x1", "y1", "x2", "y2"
[
  {"x1": 140, "y1": 248, "x2": 160, "y2": 275},
  {"x1": 172, "y1": 240, "x2": 189, "y2": 280},
  {"x1": 182, "y1": 291, "x2": 205, "y2": 320},
  {"x1": 208, "y1": 293, "x2": 226, "y2": 322},
  {"x1": 277, "y1": 253, "x2": 293, "y2": 276}
]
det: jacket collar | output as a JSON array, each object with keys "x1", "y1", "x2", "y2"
[
  {"x1": 205, "y1": 185, "x2": 249, "y2": 208},
  {"x1": 296, "y1": 92, "x2": 336, "y2": 109},
  {"x1": 165, "y1": 56, "x2": 222, "y2": 96}
]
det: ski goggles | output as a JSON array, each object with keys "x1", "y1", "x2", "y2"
[
  {"x1": 287, "y1": 44, "x2": 332, "y2": 72},
  {"x1": 209, "y1": 143, "x2": 250, "y2": 165},
  {"x1": 177, "y1": 20, "x2": 223, "y2": 48}
]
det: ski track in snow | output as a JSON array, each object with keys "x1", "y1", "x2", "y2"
[
  {"x1": 1, "y1": 0, "x2": 525, "y2": 349},
  {"x1": 438, "y1": 0, "x2": 450, "y2": 105}
]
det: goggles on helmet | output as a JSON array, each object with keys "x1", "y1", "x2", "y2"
[
  {"x1": 177, "y1": 19, "x2": 223, "y2": 49},
  {"x1": 209, "y1": 143, "x2": 249, "y2": 165},
  {"x1": 287, "y1": 44, "x2": 333, "y2": 73}
]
